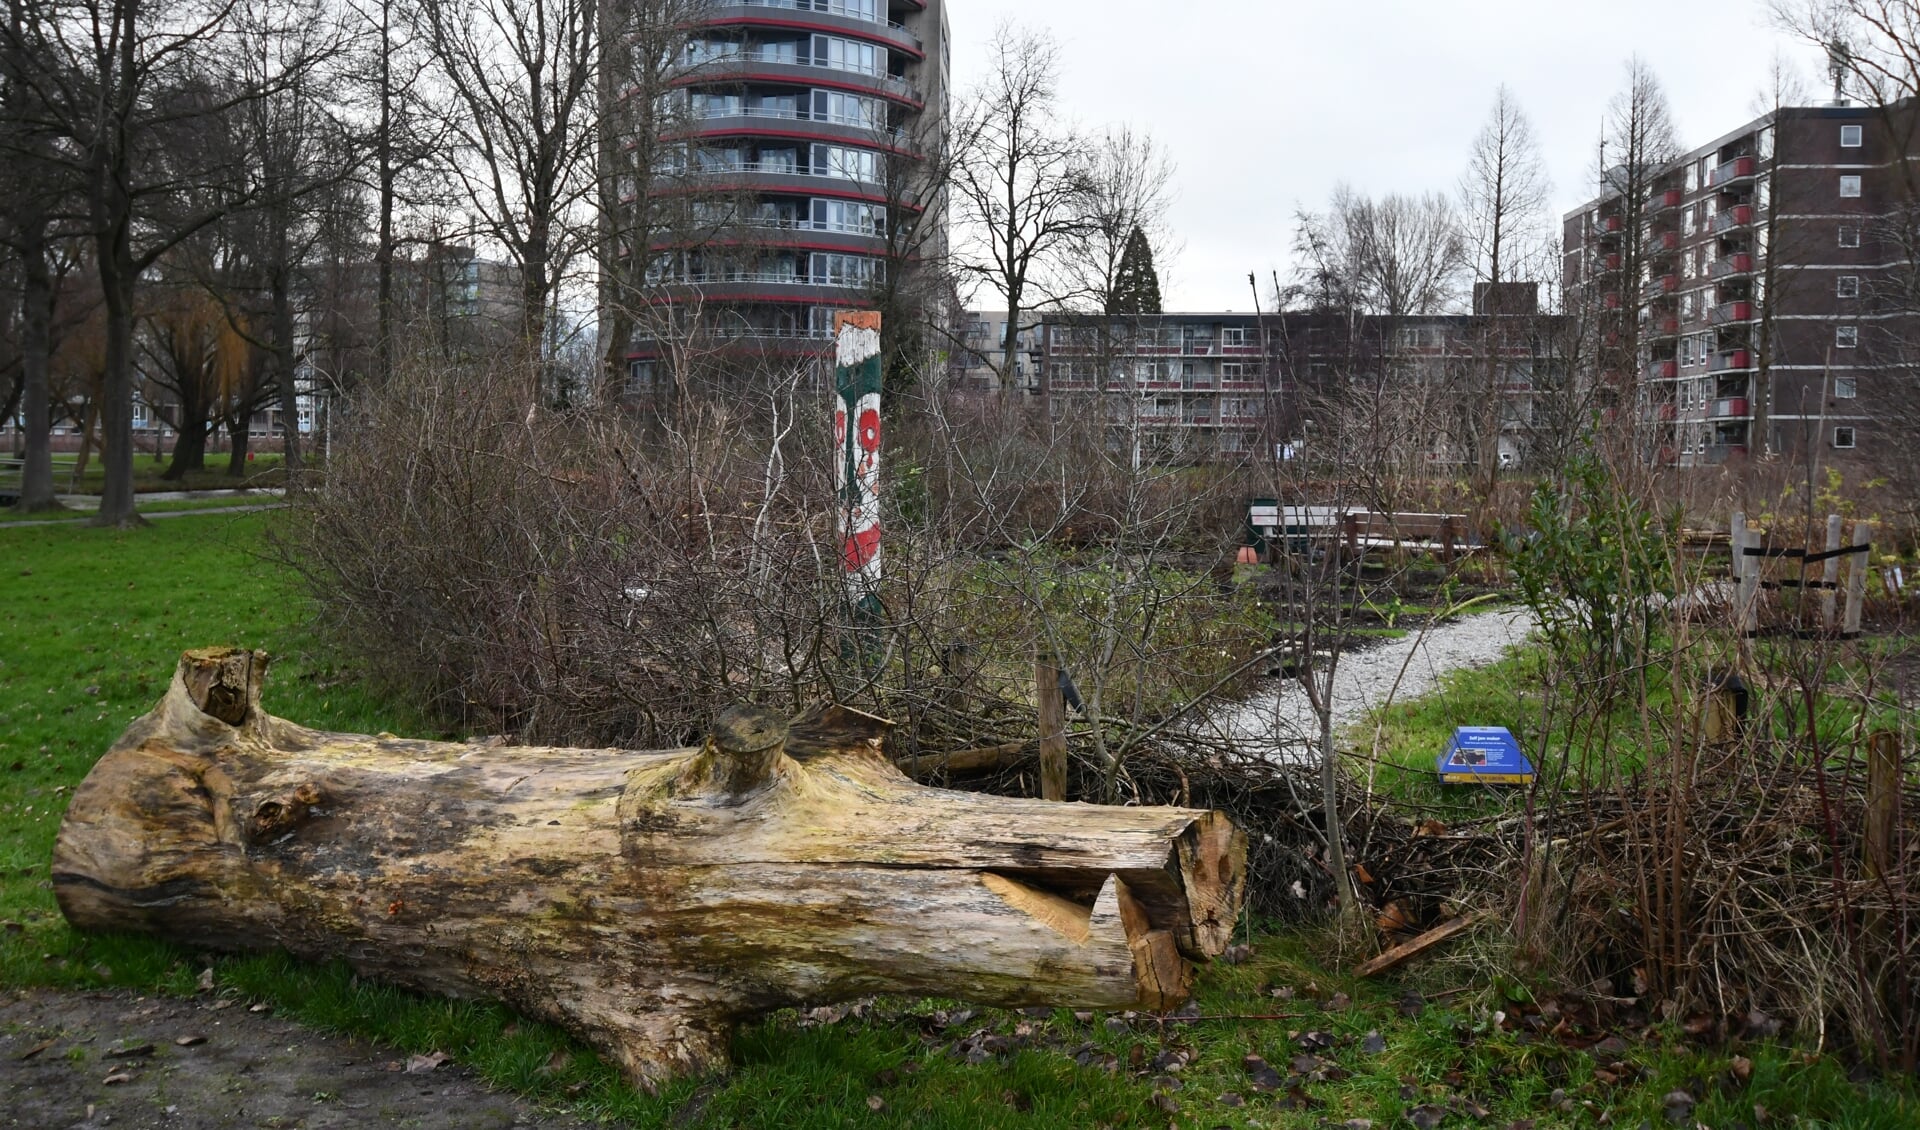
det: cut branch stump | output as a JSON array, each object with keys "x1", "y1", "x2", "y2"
[{"x1": 54, "y1": 648, "x2": 1247, "y2": 1089}]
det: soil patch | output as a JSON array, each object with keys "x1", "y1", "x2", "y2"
[{"x1": 0, "y1": 988, "x2": 590, "y2": 1129}]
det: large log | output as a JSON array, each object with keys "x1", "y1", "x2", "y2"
[{"x1": 53, "y1": 649, "x2": 1247, "y2": 1088}]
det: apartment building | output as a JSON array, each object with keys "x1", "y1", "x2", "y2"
[
  {"x1": 1564, "y1": 100, "x2": 1919, "y2": 467},
  {"x1": 612, "y1": 0, "x2": 950, "y2": 386},
  {"x1": 954, "y1": 289, "x2": 1551, "y2": 465}
]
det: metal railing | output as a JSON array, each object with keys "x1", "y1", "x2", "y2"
[{"x1": 729, "y1": 0, "x2": 923, "y2": 48}]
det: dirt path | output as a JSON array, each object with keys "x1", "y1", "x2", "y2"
[
  {"x1": 1199, "y1": 607, "x2": 1538, "y2": 763},
  {"x1": 0, "y1": 988, "x2": 589, "y2": 1129}
]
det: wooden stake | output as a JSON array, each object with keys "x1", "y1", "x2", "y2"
[
  {"x1": 1821, "y1": 514, "x2": 1844, "y2": 630},
  {"x1": 1865, "y1": 730, "x2": 1901, "y2": 882},
  {"x1": 1036, "y1": 649, "x2": 1067, "y2": 802},
  {"x1": 1844, "y1": 521, "x2": 1871, "y2": 637}
]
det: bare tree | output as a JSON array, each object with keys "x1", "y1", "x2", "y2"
[
  {"x1": 1589, "y1": 58, "x2": 1681, "y2": 463},
  {"x1": 1294, "y1": 187, "x2": 1467, "y2": 321},
  {"x1": 1458, "y1": 86, "x2": 1550, "y2": 495},
  {"x1": 3, "y1": 0, "x2": 323, "y2": 525},
  {"x1": 415, "y1": 0, "x2": 598, "y2": 398},
  {"x1": 1059, "y1": 126, "x2": 1176, "y2": 315},
  {"x1": 0, "y1": 0, "x2": 73, "y2": 511},
  {"x1": 953, "y1": 21, "x2": 1088, "y2": 397}
]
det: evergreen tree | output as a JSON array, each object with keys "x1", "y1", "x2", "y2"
[{"x1": 1107, "y1": 225, "x2": 1161, "y2": 315}]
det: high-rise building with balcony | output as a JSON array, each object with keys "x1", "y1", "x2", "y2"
[
  {"x1": 609, "y1": 0, "x2": 949, "y2": 390},
  {"x1": 1564, "y1": 100, "x2": 1920, "y2": 467}
]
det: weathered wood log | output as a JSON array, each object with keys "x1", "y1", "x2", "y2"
[{"x1": 54, "y1": 648, "x2": 1247, "y2": 1088}]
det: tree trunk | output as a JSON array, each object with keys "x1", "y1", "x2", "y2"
[
  {"x1": 269, "y1": 255, "x2": 301, "y2": 486},
  {"x1": 225, "y1": 412, "x2": 250, "y2": 476},
  {"x1": 165, "y1": 412, "x2": 209, "y2": 479},
  {"x1": 14, "y1": 228, "x2": 59, "y2": 512},
  {"x1": 54, "y1": 649, "x2": 1248, "y2": 1090},
  {"x1": 93, "y1": 247, "x2": 140, "y2": 525}
]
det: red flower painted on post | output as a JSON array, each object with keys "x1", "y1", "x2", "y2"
[
  {"x1": 842, "y1": 526, "x2": 882, "y2": 571},
  {"x1": 857, "y1": 408, "x2": 880, "y2": 453}
]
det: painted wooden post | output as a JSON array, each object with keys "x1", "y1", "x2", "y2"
[
  {"x1": 1036, "y1": 649, "x2": 1068, "y2": 802},
  {"x1": 1343, "y1": 513, "x2": 1359, "y2": 559},
  {"x1": 1730, "y1": 512, "x2": 1754, "y2": 638},
  {"x1": 1821, "y1": 514, "x2": 1845, "y2": 631},
  {"x1": 833, "y1": 312, "x2": 884, "y2": 620},
  {"x1": 1440, "y1": 516, "x2": 1457, "y2": 566},
  {"x1": 1843, "y1": 520, "x2": 1871, "y2": 637},
  {"x1": 1865, "y1": 730, "x2": 1901, "y2": 881}
]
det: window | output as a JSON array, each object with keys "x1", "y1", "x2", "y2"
[
  {"x1": 811, "y1": 89, "x2": 882, "y2": 129},
  {"x1": 1839, "y1": 225, "x2": 1862, "y2": 248},
  {"x1": 1833, "y1": 426, "x2": 1857, "y2": 449},
  {"x1": 1836, "y1": 325, "x2": 1860, "y2": 349},
  {"x1": 1221, "y1": 327, "x2": 1247, "y2": 347},
  {"x1": 1840, "y1": 175, "x2": 1863, "y2": 198},
  {"x1": 1835, "y1": 376, "x2": 1857, "y2": 399},
  {"x1": 1838, "y1": 275, "x2": 1860, "y2": 299},
  {"x1": 1841, "y1": 124, "x2": 1864, "y2": 148},
  {"x1": 811, "y1": 143, "x2": 877, "y2": 182}
]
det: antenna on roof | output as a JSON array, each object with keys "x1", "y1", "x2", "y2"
[{"x1": 1827, "y1": 38, "x2": 1853, "y2": 106}]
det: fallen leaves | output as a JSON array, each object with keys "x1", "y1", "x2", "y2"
[{"x1": 404, "y1": 1051, "x2": 448, "y2": 1074}]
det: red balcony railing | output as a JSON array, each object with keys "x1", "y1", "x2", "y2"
[
  {"x1": 1657, "y1": 402, "x2": 1678, "y2": 421},
  {"x1": 1711, "y1": 253, "x2": 1754, "y2": 279},
  {"x1": 1603, "y1": 252, "x2": 1622, "y2": 270},
  {"x1": 1643, "y1": 274, "x2": 1679, "y2": 299},
  {"x1": 1647, "y1": 359, "x2": 1679, "y2": 380},
  {"x1": 1711, "y1": 397, "x2": 1751, "y2": 419},
  {"x1": 1710, "y1": 301, "x2": 1753, "y2": 325},
  {"x1": 1595, "y1": 215, "x2": 1623, "y2": 238},
  {"x1": 1655, "y1": 230, "x2": 1680, "y2": 251},
  {"x1": 1711, "y1": 156, "x2": 1757, "y2": 187},
  {"x1": 1710, "y1": 349, "x2": 1753, "y2": 372},
  {"x1": 1715, "y1": 204, "x2": 1754, "y2": 232},
  {"x1": 1659, "y1": 189, "x2": 1685, "y2": 209}
]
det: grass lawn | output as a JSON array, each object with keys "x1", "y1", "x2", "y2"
[
  {"x1": 10, "y1": 451, "x2": 291, "y2": 495},
  {"x1": 1, "y1": 495, "x2": 281, "y2": 524},
  {"x1": 1, "y1": 515, "x2": 1913, "y2": 1127}
]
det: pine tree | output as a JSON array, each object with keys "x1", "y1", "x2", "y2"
[{"x1": 1107, "y1": 225, "x2": 1162, "y2": 315}]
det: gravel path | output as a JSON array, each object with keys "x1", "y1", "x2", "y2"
[
  {"x1": 1198, "y1": 607, "x2": 1538, "y2": 763},
  {"x1": 0, "y1": 988, "x2": 588, "y2": 1130}
]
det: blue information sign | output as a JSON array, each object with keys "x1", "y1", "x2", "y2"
[{"x1": 1436, "y1": 726, "x2": 1535, "y2": 785}]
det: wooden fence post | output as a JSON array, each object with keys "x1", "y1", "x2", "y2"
[
  {"x1": 1036, "y1": 649, "x2": 1067, "y2": 802},
  {"x1": 1342, "y1": 513, "x2": 1359, "y2": 560},
  {"x1": 1843, "y1": 521, "x2": 1871, "y2": 637},
  {"x1": 1821, "y1": 514, "x2": 1845, "y2": 631},
  {"x1": 1865, "y1": 730, "x2": 1902, "y2": 881},
  {"x1": 1440, "y1": 516, "x2": 1457, "y2": 566},
  {"x1": 1730, "y1": 512, "x2": 1755, "y2": 639}
]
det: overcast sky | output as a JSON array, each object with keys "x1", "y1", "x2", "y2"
[{"x1": 945, "y1": 0, "x2": 1832, "y2": 311}]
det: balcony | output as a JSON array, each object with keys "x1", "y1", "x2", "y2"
[
  {"x1": 1705, "y1": 443, "x2": 1750, "y2": 464},
  {"x1": 1642, "y1": 274, "x2": 1679, "y2": 301},
  {"x1": 707, "y1": 3, "x2": 926, "y2": 55},
  {"x1": 1709, "y1": 301, "x2": 1754, "y2": 325},
  {"x1": 1658, "y1": 188, "x2": 1685, "y2": 210},
  {"x1": 1645, "y1": 314, "x2": 1680, "y2": 337},
  {"x1": 1710, "y1": 349, "x2": 1753, "y2": 372},
  {"x1": 1715, "y1": 204, "x2": 1754, "y2": 233},
  {"x1": 1646, "y1": 359, "x2": 1679, "y2": 380},
  {"x1": 1656, "y1": 402, "x2": 1678, "y2": 421},
  {"x1": 1711, "y1": 156, "x2": 1757, "y2": 187},
  {"x1": 1711, "y1": 397, "x2": 1751, "y2": 419},
  {"x1": 1601, "y1": 252, "x2": 1622, "y2": 271},
  {"x1": 1594, "y1": 215, "x2": 1623, "y2": 240},
  {"x1": 1654, "y1": 230, "x2": 1680, "y2": 251},
  {"x1": 1711, "y1": 253, "x2": 1754, "y2": 279}
]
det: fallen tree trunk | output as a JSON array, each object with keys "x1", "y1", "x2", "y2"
[{"x1": 54, "y1": 648, "x2": 1247, "y2": 1088}]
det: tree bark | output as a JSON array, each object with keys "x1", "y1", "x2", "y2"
[
  {"x1": 54, "y1": 649, "x2": 1247, "y2": 1089},
  {"x1": 13, "y1": 228, "x2": 59, "y2": 511}
]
